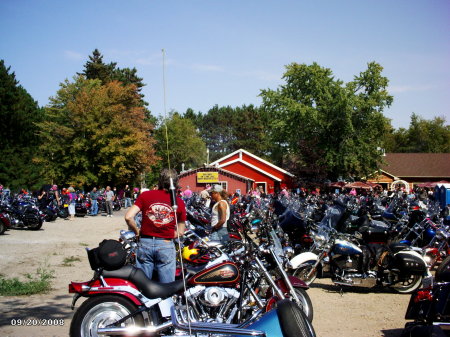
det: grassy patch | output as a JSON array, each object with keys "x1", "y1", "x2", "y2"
[
  {"x1": 0, "y1": 267, "x2": 54, "y2": 296},
  {"x1": 79, "y1": 242, "x2": 89, "y2": 247},
  {"x1": 62, "y1": 256, "x2": 81, "y2": 267}
]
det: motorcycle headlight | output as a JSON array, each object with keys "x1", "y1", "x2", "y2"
[{"x1": 283, "y1": 246, "x2": 294, "y2": 258}]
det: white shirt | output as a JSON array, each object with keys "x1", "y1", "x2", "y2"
[{"x1": 211, "y1": 200, "x2": 230, "y2": 227}]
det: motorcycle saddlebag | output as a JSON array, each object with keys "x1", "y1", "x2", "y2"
[
  {"x1": 394, "y1": 252, "x2": 426, "y2": 274},
  {"x1": 87, "y1": 239, "x2": 127, "y2": 271}
]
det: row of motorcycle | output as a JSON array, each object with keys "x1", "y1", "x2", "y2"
[
  {"x1": 67, "y1": 190, "x2": 450, "y2": 337},
  {"x1": 67, "y1": 189, "x2": 318, "y2": 337},
  {"x1": 0, "y1": 193, "x2": 123, "y2": 235}
]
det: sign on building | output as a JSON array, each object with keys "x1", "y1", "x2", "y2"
[{"x1": 197, "y1": 172, "x2": 219, "y2": 183}]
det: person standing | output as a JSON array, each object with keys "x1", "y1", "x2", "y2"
[
  {"x1": 182, "y1": 185, "x2": 192, "y2": 200},
  {"x1": 209, "y1": 184, "x2": 230, "y2": 244},
  {"x1": 123, "y1": 185, "x2": 132, "y2": 209},
  {"x1": 68, "y1": 186, "x2": 76, "y2": 220},
  {"x1": 125, "y1": 168, "x2": 186, "y2": 282},
  {"x1": 90, "y1": 187, "x2": 99, "y2": 216},
  {"x1": 104, "y1": 186, "x2": 114, "y2": 217}
]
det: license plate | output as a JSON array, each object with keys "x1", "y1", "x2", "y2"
[{"x1": 64, "y1": 204, "x2": 68, "y2": 207}]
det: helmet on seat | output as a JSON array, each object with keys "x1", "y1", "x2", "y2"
[{"x1": 182, "y1": 241, "x2": 210, "y2": 264}]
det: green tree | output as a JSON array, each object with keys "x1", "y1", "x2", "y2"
[
  {"x1": 0, "y1": 60, "x2": 44, "y2": 191},
  {"x1": 154, "y1": 112, "x2": 206, "y2": 171},
  {"x1": 384, "y1": 114, "x2": 450, "y2": 153},
  {"x1": 37, "y1": 76, "x2": 157, "y2": 187},
  {"x1": 260, "y1": 61, "x2": 393, "y2": 180}
]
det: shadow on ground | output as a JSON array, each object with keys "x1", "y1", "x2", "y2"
[{"x1": 0, "y1": 294, "x2": 73, "y2": 327}]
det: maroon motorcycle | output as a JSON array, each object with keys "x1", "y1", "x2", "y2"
[{"x1": 68, "y1": 226, "x2": 313, "y2": 337}]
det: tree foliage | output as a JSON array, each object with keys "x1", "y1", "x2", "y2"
[
  {"x1": 37, "y1": 76, "x2": 157, "y2": 187},
  {"x1": 190, "y1": 104, "x2": 270, "y2": 162},
  {"x1": 154, "y1": 112, "x2": 206, "y2": 172},
  {"x1": 0, "y1": 60, "x2": 44, "y2": 191},
  {"x1": 260, "y1": 62, "x2": 393, "y2": 180},
  {"x1": 384, "y1": 113, "x2": 450, "y2": 153}
]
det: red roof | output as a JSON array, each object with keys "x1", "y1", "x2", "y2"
[{"x1": 381, "y1": 153, "x2": 450, "y2": 178}]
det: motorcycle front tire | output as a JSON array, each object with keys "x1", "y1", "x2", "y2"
[
  {"x1": 70, "y1": 295, "x2": 144, "y2": 337},
  {"x1": 292, "y1": 261, "x2": 319, "y2": 286},
  {"x1": 27, "y1": 218, "x2": 43, "y2": 231},
  {"x1": 435, "y1": 255, "x2": 450, "y2": 282},
  {"x1": 294, "y1": 288, "x2": 314, "y2": 322},
  {"x1": 277, "y1": 299, "x2": 316, "y2": 337},
  {"x1": 0, "y1": 222, "x2": 5, "y2": 235}
]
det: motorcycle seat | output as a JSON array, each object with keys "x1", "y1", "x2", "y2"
[
  {"x1": 389, "y1": 242, "x2": 410, "y2": 253},
  {"x1": 102, "y1": 265, "x2": 185, "y2": 299}
]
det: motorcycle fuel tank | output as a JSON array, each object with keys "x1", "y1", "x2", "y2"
[
  {"x1": 333, "y1": 239, "x2": 362, "y2": 256},
  {"x1": 189, "y1": 262, "x2": 240, "y2": 286}
]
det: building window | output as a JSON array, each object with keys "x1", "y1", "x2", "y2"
[{"x1": 219, "y1": 181, "x2": 228, "y2": 191}]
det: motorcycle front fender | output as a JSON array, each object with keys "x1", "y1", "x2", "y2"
[{"x1": 289, "y1": 252, "x2": 319, "y2": 270}]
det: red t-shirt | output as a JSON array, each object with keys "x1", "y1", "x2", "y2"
[{"x1": 134, "y1": 190, "x2": 187, "y2": 238}]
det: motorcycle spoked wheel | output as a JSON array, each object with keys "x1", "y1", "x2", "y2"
[
  {"x1": 268, "y1": 289, "x2": 314, "y2": 323},
  {"x1": 70, "y1": 295, "x2": 145, "y2": 337},
  {"x1": 292, "y1": 261, "x2": 319, "y2": 286},
  {"x1": 293, "y1": 288, "x2": 314, "y2": 322},
  {"x1": 392, "y1": 274, "x2": 423, "y2": 294},
  {"x1": 27, "y1": 218, "x2": 43, "y2": 231}
]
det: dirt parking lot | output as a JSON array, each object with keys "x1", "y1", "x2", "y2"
[{"x1": 0, "y1": 210, "x2": 412, "y2": 337}]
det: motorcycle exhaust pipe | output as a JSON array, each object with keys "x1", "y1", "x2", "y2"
[{"x1": 97, "y1": 320, "x2": 172, "y2": 335}]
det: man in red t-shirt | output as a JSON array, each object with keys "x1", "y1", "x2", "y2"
[{"x1": 125, "y1": 169, "x2": 186, "y2": 282}]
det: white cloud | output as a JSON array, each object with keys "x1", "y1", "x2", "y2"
[{"x1": 64, "y1": 50, "x2": 84, "y2": 61}]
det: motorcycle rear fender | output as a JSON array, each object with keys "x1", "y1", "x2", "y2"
[
  {"x1": 394, "y1": 250, "x2": 431, "y2": 276},
  {"x1": 69, "y1": 278, "x2": 143, "y2": 307},
  {"x1": 289, "y1": 252, "x2": 318, "y2": 270}
]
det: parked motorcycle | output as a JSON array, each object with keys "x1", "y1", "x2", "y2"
[
  {"x1": 402, "y1": 256, "x2": 450, "y2": 337},
  {"x1": 289, "y1": 221, "x2": 431, "y2": 293},
  {"x1": 69, "y1": 230, "x2": 316, "y2": 337},
  {"x1": 1, "y1": 195, "x2": 44, "y2": 230}
]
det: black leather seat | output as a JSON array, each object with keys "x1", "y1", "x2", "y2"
[{"x1": 102, "y1": 265, "x2": 185, "y2": 299}]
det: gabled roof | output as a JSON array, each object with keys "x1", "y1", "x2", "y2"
[
  {"x1": 178, "y1": 166, "x2": 254, "y2": 182},
  {"x1": 381, "y1": 153, "x2": 450, "y2": 178},
  {"x1": 210, "y1": 149, "x2": 294, "y2": 180}
]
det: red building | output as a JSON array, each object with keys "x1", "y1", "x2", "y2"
[
  {"x1": 178, "y1": 150, "x2": 294, "y2": 195},
  {"x1": 178, "y1": 166, "x2": 254, "y2": 195}
]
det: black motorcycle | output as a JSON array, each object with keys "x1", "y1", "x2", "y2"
[
  {"x1": 2, "y1": 196, "x2": 44, "y2": 230},
  {"x1": 402, "y1": 256, "x2": 450, "y2": 336}
]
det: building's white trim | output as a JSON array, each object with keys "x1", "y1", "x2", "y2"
[
  {"x1": 210, "y1": 149, "x2": 294, "y2": 177},
  {"x1": 218, "y1": 158, "x2": 282, "y2": 182}
]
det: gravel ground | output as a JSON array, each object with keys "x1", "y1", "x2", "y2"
[{"x1": 0, "y1": 210, "x2": 412, "y2": 337}]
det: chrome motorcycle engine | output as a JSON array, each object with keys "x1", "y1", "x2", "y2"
[{"x1": 182, "y1": 286, "x2": 240, "y2": 322}]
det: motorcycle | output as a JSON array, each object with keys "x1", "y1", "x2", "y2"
[
  {"x1": 69, "y1": 229, "x2": 316, "y2": 337},
  {"x1": 289, "y1": 221, "x2": 431, "y2": 293},
  {"x1": 1, "y1": 195, "x2": 44, "y2": 230},
  {"x1": 0, "y1": 209, "x2": 12, "y2": 234},
  {"x1": 402, "y1": 256, "x2": 450, "y2": 337}
]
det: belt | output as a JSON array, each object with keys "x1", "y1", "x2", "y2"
[{"x1": 140, "y1": 235, "x2": 172, "y2": 240}]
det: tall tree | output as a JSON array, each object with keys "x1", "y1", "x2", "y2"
[
  {"x1": 37, "y1": 76, "x2": 157, "y2": 187},
  {"x1": 260, "y1": 61, "x2": 393, "y2": 180},
  {"x1": 0, "y1": 60, "x2": 44, "y2": 191},
  {"x1": 154, "y1": 112, "x2": 206, "y2": 171}
]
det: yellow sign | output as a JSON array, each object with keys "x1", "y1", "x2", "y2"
[{"x1": 197, "y1": 172, "x2": 219, "y2": 183}]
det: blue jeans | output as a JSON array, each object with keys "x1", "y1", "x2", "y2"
[
  {"x1": 136, "y1": 238, "x2": 176, "y2": 283},
  {"x1": 91, "y1": 199, "x2": 98, "y2": 215},
  {"x1": 124, "y1": 197, "x2": 132, "y2": 208},
  {"x1": 210, "y1": 227, "x2": 229, "y2": 245}
]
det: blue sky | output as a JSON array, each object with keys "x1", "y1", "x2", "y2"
[{"x1": 1, "y1": 0, "x2": 449, "y2": 129}]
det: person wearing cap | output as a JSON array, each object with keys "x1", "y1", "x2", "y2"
[
  {"x1": 125, "y1": 168, "x2": 186, "y2": 282},
  {"x1": 209, "y1": 184, "x2": 230, "y2": 244}
]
